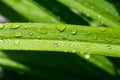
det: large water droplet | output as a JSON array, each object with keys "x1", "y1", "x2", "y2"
[
  {"x1": 10, "y1": 25, "x2": 20, "y2": 29},
  {"x1": 38, "y1": 28, "x2": 48, "y2": 34},
  {"x1": 0, "y1": 24, "x2": 4, "y2": 29},
  {"x1": 107, "y1": 45, "x2": 111, "y2": 49},
  {"x1": 71, "y1": 29, "x2": 77, "y2": 35},
  {"x1": 56, "y1": 24, "x2": 66, "y2": 32},
  {"x1": 14, "y1": 32, "x2": 22, "y2": 38},
  {"x1": 85, "y1": 54, "x2": 90, "y2": 59},
  {"x1": 54, "y1": 43, "x2": 58, "y2": 47}
]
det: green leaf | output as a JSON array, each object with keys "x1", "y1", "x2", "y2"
[{"x1": 58, "y1": 0, "x2": 120, "y2": 28}]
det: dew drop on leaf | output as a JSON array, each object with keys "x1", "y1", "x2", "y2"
[
  {"x1": 54, "y1": 43, "x2": 58, "y2": 47},
  {"x1": 29, "y1": 32, "x2": 33, "y2": 36},
  {"x1": 10, "y1": 25, "x2": 20, "y2": 29},
  {"x1": 38, "y1": 28, "x2": 48, "y2": 34},
  {"x1": 86, "y1": 31, "x2": 92, "y2": 35},
  {"x1": 107, "y1": 45, "x2": 111, "y2": 49},
  {"x1": 0, "y1": 39, "x2": 4, "y2": 43},
  {"x1": 85, "y1": 54, "x2": 90, "y2": 59},
  {"x1": 71, "y1": 29, "x2": 77, "y2": 35},
  {"x1": 14, "y1": 40, "x2": 20, "y2": 45},
  {"x1": 24, "y1": 26, "x2": 28, "y2": 29},
  {"x1": 0, "y1": 24, "x2": 4, "y2": 29},
  {"x1": 92, "y1": 34, "x2": 98, "y2": 40},
  {"x1": 56, "y1": 24, "x2": 66, "y2": 32},
  {"x1": 14, "y1": 32, "x2": 22, "y2": 38},
  {"x1": 70, "y1": 44, "x2": 74, "y2": 47}
]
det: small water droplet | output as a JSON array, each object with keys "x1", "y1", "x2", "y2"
[
  {"x1": 24, "y1": 26, "x2": 28, "y2": 29},
  {"x1": 85, "y1": 54, "x2": 90, "y2": 59},
  {"x1": 10, "y1": 25, "x2": 20, "y2": 29},
  {"x1": 86, "y1": 31, "x2": 92, "y2": 35},
  {"x1": 107, "y1": 45, "x2": 111, "y2": 49},
  {"x1": 0, "y1": 39, "x2": 4, "y2": 43},
  {"x1": 100, "y1": 27, "x2": 107, "y2": 32},
  {"x1": 72, "y1": 50, "x2": 76, "y2": 53},
  {"x1": 14, "y1": 40, "x2": 20, "y2": 45},
  {"x1": 56, "y1": 24, "x2": 66, "y2": 32},
  {"x1": 29, "y1": 32, "x2": 33, "y2": 35},
  {"x1": 54, "y1": 43, "x2": 58, "y2": 47},
  {"x1": 14, "y1": 32, "x2": 22, "y2": 38},
  {"x1": 92, "y1": 34, "x2": 98, "y2": 40},
  {"x1": 71, "y1": 29, "x2": 77, "y2": 35},
  {"x1": 38, "y1": 28, "x2": 48, "y2": 34},
  {"x1": 113, "y1": 34, "x2": 118, "y2": 39},
  {"x1": 70, "y1": 44, "x2": 74, "y2": 47},
  {"x1": 105, "y1": 38, "x2": 112, "y2": 42},
  {"x1": 98, "y1": 15, "x2": 101, "y2": 18},
  {"x1": 37, "y1": 36, "x2": 41, "y2": 39},
  {"x1": 0, "y1": 24, "x2": 4, "y2": 29}
]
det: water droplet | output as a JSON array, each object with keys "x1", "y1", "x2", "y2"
[
  {"x1": 92, "y1": 34, "x2": 98, "y2": 40},
  {"x1": 0, "y1": 39, "x2": 4, "y2": 43},
  {"x1": 107, "y1": 45, "x2": 111, "y2": 49},
  {"x1": 10, "y1": 25, "x2": 20, "y2": 29},
  {"x1": 86, "y1": 31, "x2": 92, "y2": 35},
  {"x1": 71, "y1": 29, "x2": 77, "y2": 35},
  {"x1": 98, "y1": 15, "x2": 101, "y2": 18},
  {"x1": 14, "y1": 32, "x2": 22, "y2": 38},
  {"x1": 100, "y1": 27, "x2": 107, "y2": 32},
  {"x1": 85, "y1": 54, "x2": 90, "y2": 59},
  {"x1": 0, "y1": 24, "x2": 4, "y2": 29},
  {"x1": 54, "y1": 43, "x2": 58, "y2": 47},
  {"x1": 72, "y1": 50, "x2": 76, "y2": 53},
  {"x1": 38, "y1": 28, "x2": 48, "y2": 34},
  {"x1": 56, "y1": 24, "x2": 66, "y2": 32},
  {"x1": 14, "y1": 40, "x2": 20, "y2": 45},
  {"x1": 113, "y1": 34, "x2": 118, "y2": 39},
  {"x1": 24, "y1": 26, "x2": 28, "y2": 29},
  {"x1": 105, "y1": 38, "x2": 112, "y2": 42},
  {"x1": 70, "y1": 44, "x2": 74, "y2": 47},
  {"x1": 29, "y1": 32, "x2": 33, "y2": 35},
  {"x1": 37, "y1": 36, "x2": 41, "y2": 39}
]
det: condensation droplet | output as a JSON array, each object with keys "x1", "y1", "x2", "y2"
[
  {"x1": 56, "y1": 24, "x2": 66, "y2": 32},
  {"x1": 100, "y1": 27, "x2": 107, "y2": 32},
  {"x1": 37, "y1": 36, "x2": 41, "y2": 39},
  {"x1": 92, "y1": 34, "x2": 98, "y2": 40},
  {"x1": 113, "y1": 34, "x2": 118, "y2": 39},
  {"x1": 107, "y1": 45, "x2": 111, "y2": 49},
  {"x1": 14, "y1": 32, "x2": 22, "y2": 38},
  {"x1": 70, "y1": 44, "x2": 74, "y2": 47},
  {"x1": 0, "y1": 24, "x2": 4, "y2": 29},
  {"x1": 86, "y1": 31, "x2": 92, "y2": 35},
  {"x1": 0, "y1": 39, "x2": 4, "y2": 43},
  {"x1": 29, "y1": 32, "x2": 33, "y2": 36},
  {"x1": 54, "y1": 43, "x2": 58, "y2": 47},
  {"x1": 10, "y1": 25, "x2": 20, "y2": 29},
  {"x1": 14, "y1": 40, "x2": 20, "y2": 45},
  {"x1": 38, "y1": 28, "x2": 48, "y2": 34},
  {"x1": 72, "y1": 50, "x2": 76, "y2": 53},
  {"x1": 71, "y1": 29, "x2": 77, "y2": 35},
  {"x1": 24, "y1": 26, "x2": 28, "y2": 29},
  {"x1": 85, "y1": 54, "x2": 90, "y2": 59},
  {"x1": 98, "y1": 15, "x2": 101, "y2": 18}
]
